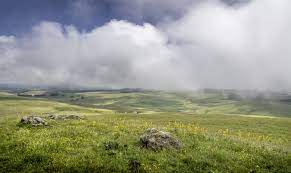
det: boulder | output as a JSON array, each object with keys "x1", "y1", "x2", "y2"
[
  {"x1": 34, "y1": 117, "x2": 45, "y2": 124},
  {"x1": 20, "y1": 116, "x2": 47, "y2": 126},
  {"x1": 140, "y1": 128, "x2": 182, "y2": 150},
  {"x1": 20, "y1": 116, "x2": 29, "y2": 124}
]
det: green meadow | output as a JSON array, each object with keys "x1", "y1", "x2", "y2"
[{"x1": 0, "y1": 90, "x2": 290, "y2": 172}]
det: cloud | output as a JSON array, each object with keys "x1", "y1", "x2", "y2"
[
  {"x1": 164, "y1": 0, "x2": 291, "y2": 90},
  {"x1": 0, "y1": 21, "x2": 185, "y2": 89},
  {"x1": 0, "y1": 36, "x2": 15, "y2": 44},
  {"x1": 0, "y1": 0, "x2": 290, "y2": 90}
]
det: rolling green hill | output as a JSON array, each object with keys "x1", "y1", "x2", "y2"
[{"x1": 0, "y1": 90, "x2": 290, "y2": 172}]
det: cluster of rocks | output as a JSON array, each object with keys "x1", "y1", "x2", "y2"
[
  {"x1": 140, "y1": 128, "x2": 182, "y2": 150},
  {"x1": 47, "y1": 114, "x2": 83, "y2": 120},
  {"x1": 19, "y1": 114, "x2": 83, "y2": 126},
  {"x1": 19, "y1": 115, "x2": 182, "y2": 152},
  {"x1": 20, "y1": 116, "x2": 47, "y2": 126}
]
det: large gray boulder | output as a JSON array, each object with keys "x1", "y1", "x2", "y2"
[
  {"x1": 140, "y1": 128, "x2": 182, "y2": 150},
  {"x1": 20, "y1": 116, "x2": 47, "y2": 126}
]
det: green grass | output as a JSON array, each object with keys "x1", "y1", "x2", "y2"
[{"x1": 0, "y1": 90, "x2": 290, "y2": 172}]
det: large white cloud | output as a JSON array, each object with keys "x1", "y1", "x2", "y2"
[
  {"x1": 164, "y1": 0, "x2": 291, "y2": 90},
  {"x1": 0, "y1": 21, "x2": 186, "y2": 89},
  {"x1": 0, "y1": 0, "x2": 290, "y2": 90}
]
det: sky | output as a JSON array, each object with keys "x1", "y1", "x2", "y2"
[{"x1": 0, "y1": 0, "x2": 290, "y2": 90}]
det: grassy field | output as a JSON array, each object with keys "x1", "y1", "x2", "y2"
[{"x1": 0, "y1": 90, "x2": 290, "y2": 172}]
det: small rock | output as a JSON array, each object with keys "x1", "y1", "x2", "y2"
[
  {"x1": 48, "y1": 114, "x2": 57, "y2": 119},
  {"x1": 140, "y1": 128, "x2": 182, "y2": 150},
  {"x1": 20, "y1": 116, "x2": 29, "y2": 124},
  {"x1": 34, "y1": 117, "x2": 44, "y2": 123}
]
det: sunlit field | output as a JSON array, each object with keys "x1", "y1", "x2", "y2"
[{"x1": 0, "y1": 90, "x2": 290, "y2": 172}]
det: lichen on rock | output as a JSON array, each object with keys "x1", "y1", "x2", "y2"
[{"x1": 140, "y1": 128, "x2": 182, "y2": 150}]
